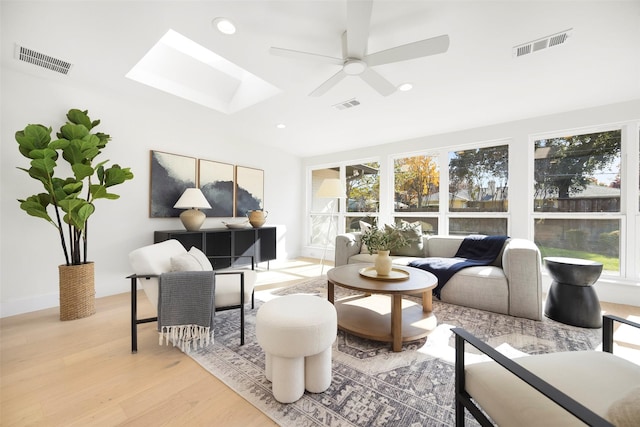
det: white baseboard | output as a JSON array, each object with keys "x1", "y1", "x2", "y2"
[{"x1": 0, "y1": 292, "x2": 59, "y2": 318}]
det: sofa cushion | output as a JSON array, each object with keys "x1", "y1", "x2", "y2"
[
  {"x1": 439, "y1": 266, "x2": 508, "y2": 313},
  {"x1": 389, "y1": 221, "x2": 424, "y2": 257}
]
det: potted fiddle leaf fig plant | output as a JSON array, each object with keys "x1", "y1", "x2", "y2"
[{"x1": 15, "y1": 108, "x2": 134, "y2": 320}]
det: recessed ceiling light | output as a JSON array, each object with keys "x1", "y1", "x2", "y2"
[
  {"x1": 398, "y1": 83, "x2": 413, "y2": 92},
  {"x1": 276, "y1": 123, "x2": 286, "y2": 129},
  {"x1": 212, "y1": 17, "x2": 236, "y2": 35}
]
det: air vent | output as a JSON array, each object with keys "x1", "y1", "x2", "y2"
[
  {"x1": 332, "y1": 98, "x2": 361, "y2": 111},
  {"x1": 513, "y1": 29, "x2": 572, "y2": 58},
  {"x1": 14, "y1": 44, "x2": 73, "y2": 74}
]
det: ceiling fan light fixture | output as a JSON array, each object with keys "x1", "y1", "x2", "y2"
[
  {"x1": 398, "y1": 82, "x2": 413, "y2": 92},
  {"x1": 212, "y1": 17, "x2": 236, "y2": 35},
  {"x1": 343, "y1": 59, "x2": 366, "y2": 75}
]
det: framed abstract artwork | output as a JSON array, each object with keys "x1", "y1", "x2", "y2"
[
  {"x1": 149, "y1": 151, "x2": 197, "y2": 218},
  {"x1": 199, "y1": 159, "x2": 234, "y2": 217},
  {"x1": 235, "y1": 166, "x2": 264, "y2": 217}
]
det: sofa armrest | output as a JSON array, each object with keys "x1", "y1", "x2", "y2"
[
  {"x1": 335, "y1": 232, "x2": 362, "y2": 267},
  {"x1": 502, "y1": 238, "x2": 543, "y2": 320}
]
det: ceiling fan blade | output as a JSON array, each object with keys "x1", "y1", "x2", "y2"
[
  {"x1": 269, "y1": 47, "x2": 344, "y2": 66},
  {"x1": 365, "y1": 34, "x2": 450, "y2": 67},
  {"x1": 359, "y1": 68, "x2": 396, "y2": 96},
  {"x1": 346, "y1": 0, "x2": 373, "y2": 58},
  {"x1": 309, "y1": 69, "x2": 348, "y2": 97}
]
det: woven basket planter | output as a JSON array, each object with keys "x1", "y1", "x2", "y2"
[{"x1": 58, "y1": 262, "x2": 96, "y2": 321}]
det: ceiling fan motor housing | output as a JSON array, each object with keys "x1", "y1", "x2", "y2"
[{"x1": 343, "y1": 59, "x2": 367, "y2": 75}]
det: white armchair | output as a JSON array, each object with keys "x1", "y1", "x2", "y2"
[
  {"x1": 128, "y1": 239, "x2": 257, "y2": 352},
  {"x1": 453, "y1": 315, "x2": 640, "y2": 426}
]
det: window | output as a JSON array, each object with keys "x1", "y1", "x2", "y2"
[
  {"x1": 309, "y1": 168, "x2": 340, "y2": 248},
  {"x1": 534, "y1": 131, "x2": 621, "y2": 213},
  {"x1": 346, "y1": 162, "x2": 379, "y2": 213},
  {"x1": 393, "y1": 155, "x2": 439, "y2": 212},
  {"x1": 345, "y1": 162, "x2": 379, "y2": 233},
  {"x1": 309, "y1": 162, "x2": 380, "y2": 247},
  {"x1": 394, "y1": 216, "x2": 438, "y2": 235},
  {"x1": 391, "y1": 154, "x2": 440, "y2": 235},
  {"x1": 534, "y1": 218, "x2": 619, "y2": 271},
  {"x1": 448, "y1": 144, "x2": 509, "y2": 235},
  {"x1": 449, "y1": 217, "x2": 508, "y2": 236},
  {"x1": 533, "y1": 130, "x2": 622, "y2": 274},
  {"x1": 449, "y1": 145, "x2": 508, "y2": 212}
]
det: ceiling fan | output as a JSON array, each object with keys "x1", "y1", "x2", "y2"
[{"x1": 269, "y1": 0, "x2": 449, "y2": 97}]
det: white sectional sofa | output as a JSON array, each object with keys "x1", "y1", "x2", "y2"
[{"x1": 334, "y1": 232, "x2": 543, "y2": 320}]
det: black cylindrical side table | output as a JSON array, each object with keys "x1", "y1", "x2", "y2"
[{"x1": 543, "y1": 257, "x2": 603, "y2": 328}]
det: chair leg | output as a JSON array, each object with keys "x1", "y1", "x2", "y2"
[
  {"x1": 455, "y1": 334, "x2": 465, "y2": 426},
  {"x1": 131, "y1": 276, "x2": 138, "y2": 353}
]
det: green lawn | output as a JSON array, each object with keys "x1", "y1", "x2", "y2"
[{"x1": 539, "y1": 246, "x2": 619, "y2": 272}]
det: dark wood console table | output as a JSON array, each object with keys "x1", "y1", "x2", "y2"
[{"x1": 155, "y1": 226, "x2": 276, "y2": 269}]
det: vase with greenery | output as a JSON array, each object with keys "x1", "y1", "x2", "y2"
[
  {"x1": 361, "y1": 223, "x2": 416, "y2": 275},
  {"x1": 360, "y1": 224, "x2": 414, "y2": 254},
  {"x1": 15, "y1": 108, "x2": 134, "y2": 319}
]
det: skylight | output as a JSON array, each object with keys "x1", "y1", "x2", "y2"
[{"x1": 126, "y1": 29, "x2": 280, "y2": 114}]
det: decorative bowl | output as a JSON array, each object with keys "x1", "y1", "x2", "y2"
[{"x1": 222, "y1": 220, "x2": 250, "y2": 229}]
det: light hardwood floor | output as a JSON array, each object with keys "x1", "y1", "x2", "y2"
[{"x1": 2, "y1": 258, "x2": 639, "y2": 426}]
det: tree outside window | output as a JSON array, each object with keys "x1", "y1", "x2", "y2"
[
  {"x1": 394, "y1": 155, "x2": 439, "y2": 212},
  {"x1": 534, "y1": 131, "x2": 621, "y2": 212},
  {"x1": 449, "y1": 145, "x2": 508, "y2": 212},
  {"x1": 346, "y1": 162, "x2": 379, "y2": 213}
]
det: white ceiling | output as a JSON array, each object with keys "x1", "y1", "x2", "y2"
[{"x1": 2, "y1": 1, "x2": 639, "y2": 158}]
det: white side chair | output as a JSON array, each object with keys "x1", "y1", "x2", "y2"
[{"x1": 128, "y1": 239, "x2": 257, "y2": 352}]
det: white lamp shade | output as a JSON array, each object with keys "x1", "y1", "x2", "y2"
[
  {"x1": 173, "y1": 188, "x2": 212, "y2": 209},
  {"x1": 316, "y1": 178, "x2": 345, "y2": 198}
]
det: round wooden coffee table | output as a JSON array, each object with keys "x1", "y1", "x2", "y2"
[{"x1": 327, "y1": 263, "x2": 438, "y2": 352}]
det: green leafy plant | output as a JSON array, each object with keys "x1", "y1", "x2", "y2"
[
  {"x1": 360, "y1": 223, "x2": 416, "y2": 254},
  {"x1": 15, "y1": 109, "x2": 134, "y2": 266}
]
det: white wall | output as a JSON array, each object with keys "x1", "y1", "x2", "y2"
[
  {"x1": 302, "y1": 100, "x2": 640, "y2": 306},
  {"x1": 1, "y1": 68, "x2": 303, "y2": 317}
]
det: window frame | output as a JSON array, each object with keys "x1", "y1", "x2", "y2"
[{"x1": 529, "y1": 124, "x2": 629, "y2": 279}]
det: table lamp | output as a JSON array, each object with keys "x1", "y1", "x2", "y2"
[{"x1": 173, "y1": 188, "x2": 211, "y2": 231}]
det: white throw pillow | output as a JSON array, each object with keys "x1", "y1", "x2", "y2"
[
  {"x1": 359, "y1": 221, "x2": 372, "y2": 254},
  {"x1": 188, "y1": 247, "x2": 214, "y2": 271},
  {"x1": 170, "y1": 252, "x2": 202, "y2": 271},
  {"x1": 606, "y1": 386, "x2": 640, "y2": 427},
  {"x1": 390, "y1": 220, "x2": 424, "y2": 257}
]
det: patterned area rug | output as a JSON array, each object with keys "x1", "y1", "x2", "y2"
[{"x1": 188, "y1": 277, "x2": 601, "y2": 426}]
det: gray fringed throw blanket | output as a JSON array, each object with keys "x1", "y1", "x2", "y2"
[{"x1": 158, "y1": 271, "x2": 215, "y2": 353}]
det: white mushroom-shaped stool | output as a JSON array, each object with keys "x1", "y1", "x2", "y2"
[{"x1": 256, "y1": 294, "x2": 337, "y2": 403}]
